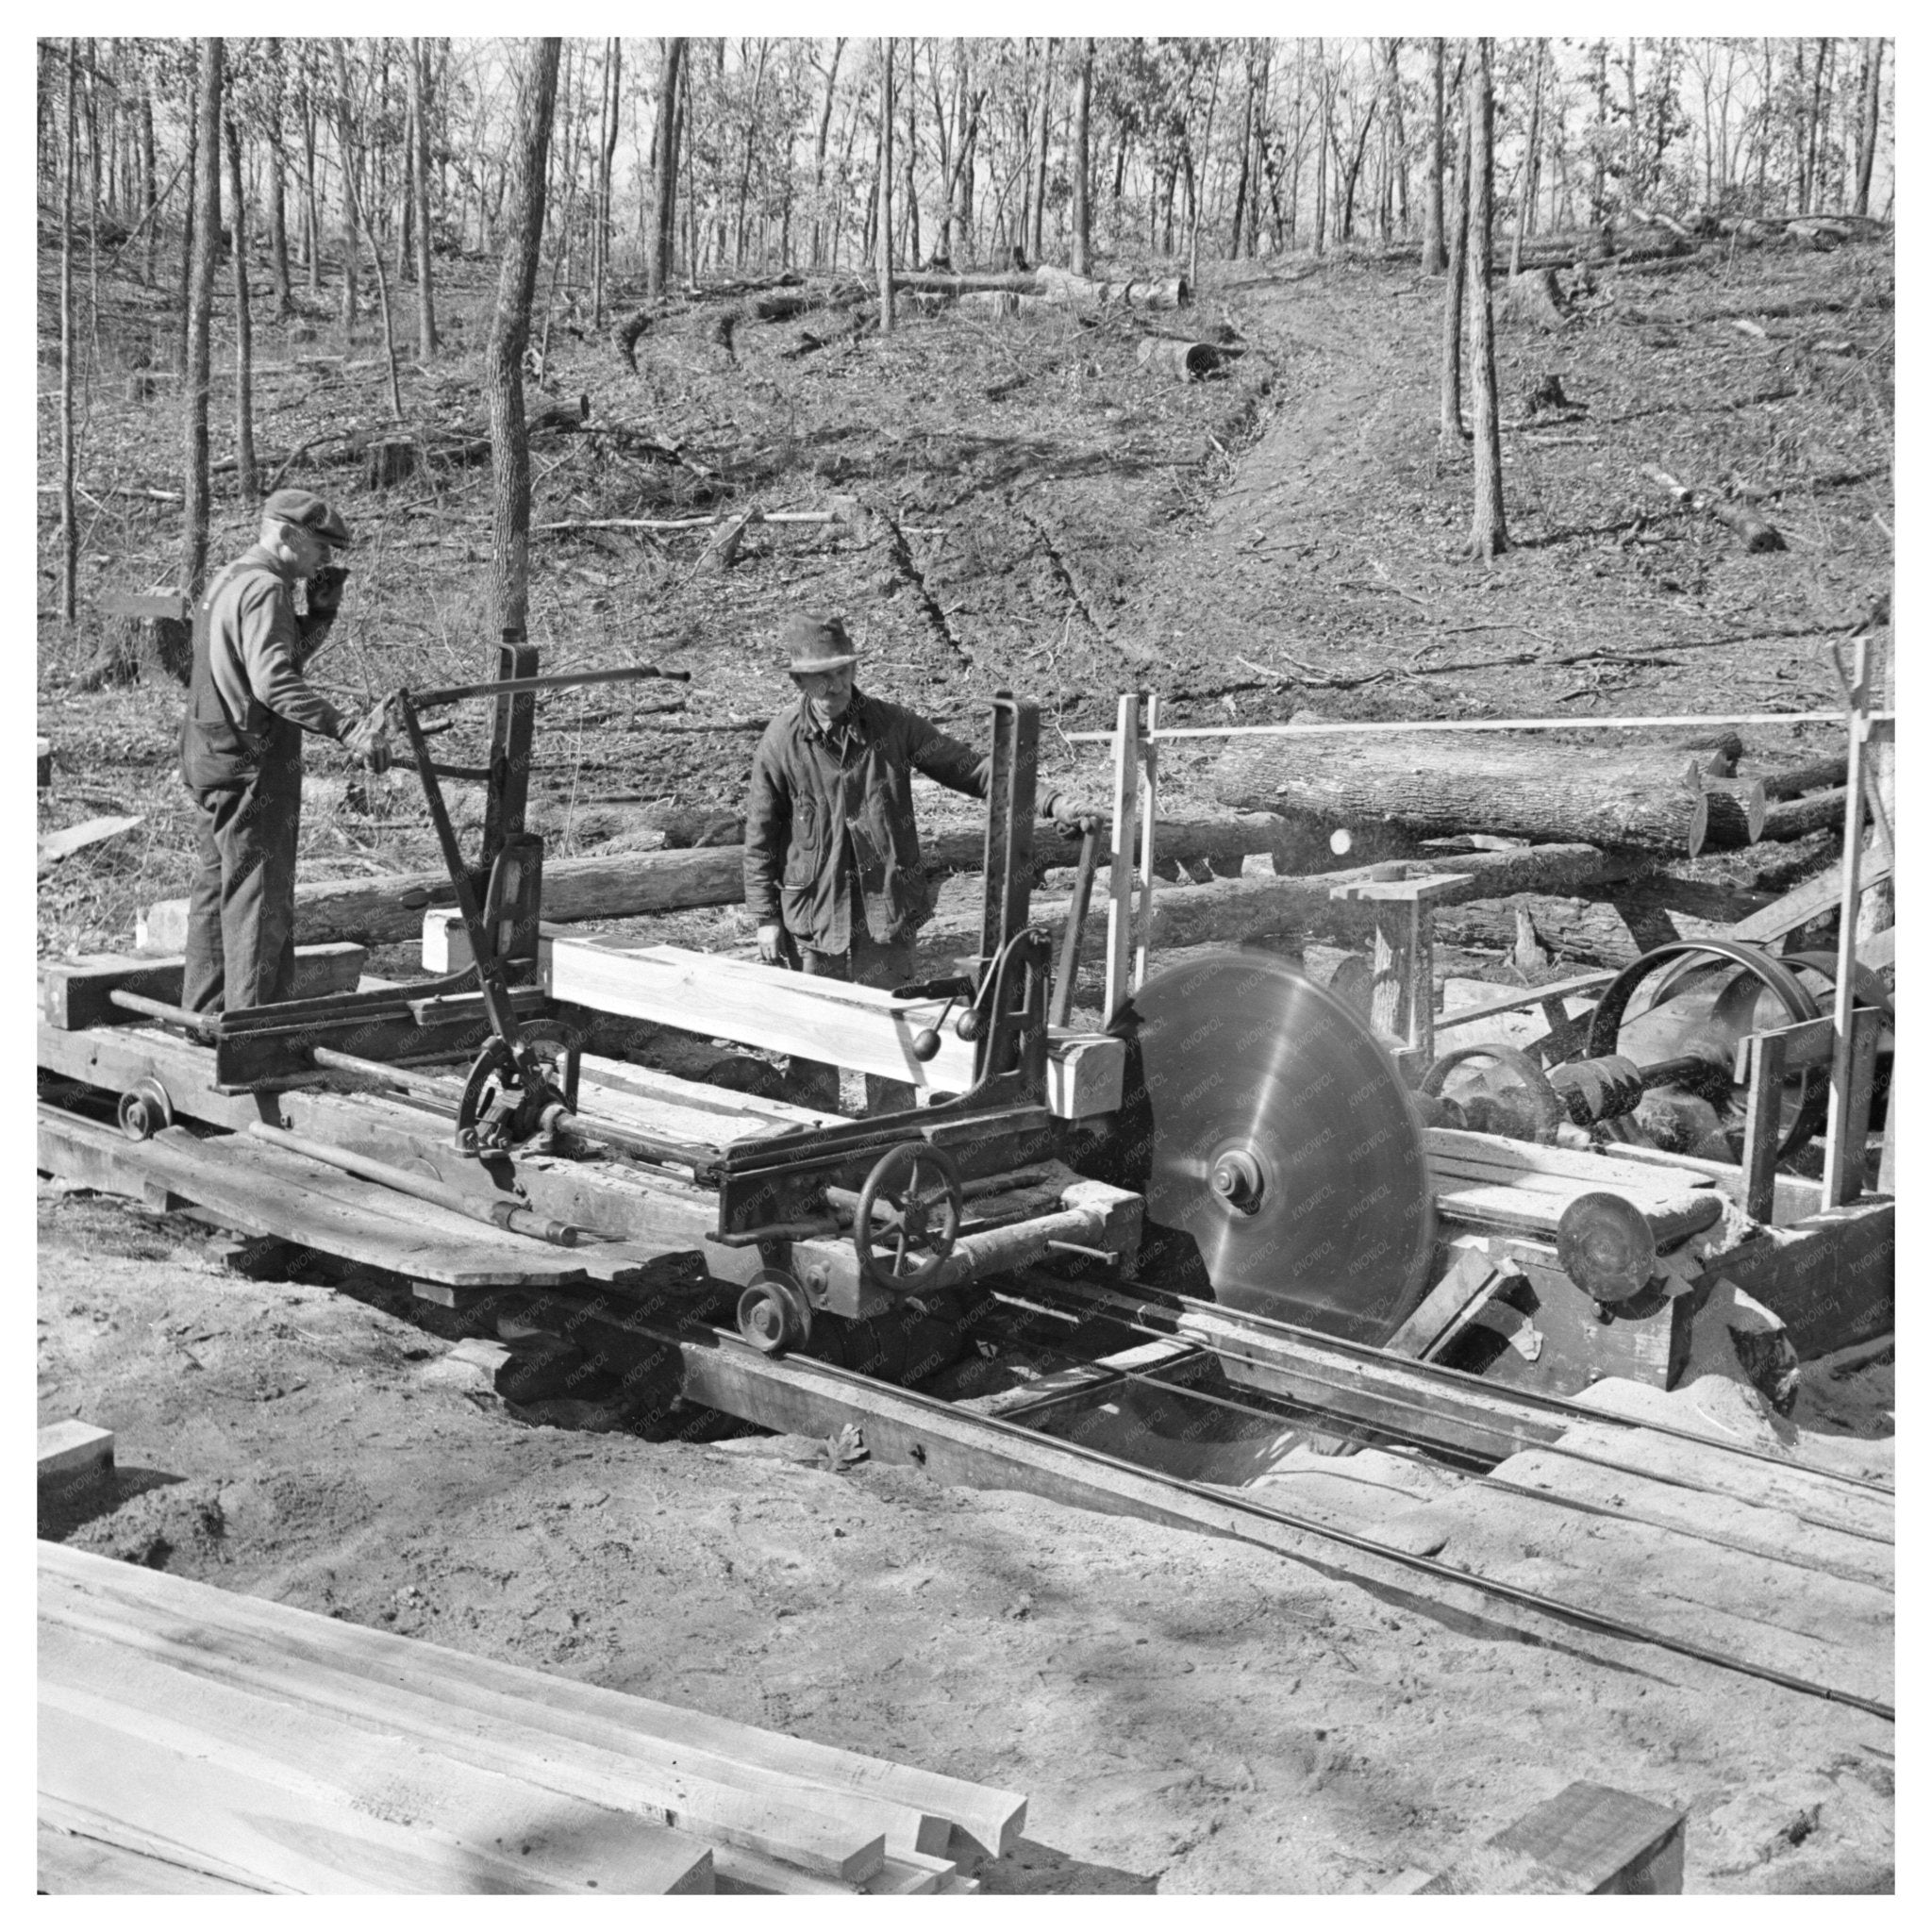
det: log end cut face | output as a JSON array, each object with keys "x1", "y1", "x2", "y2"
[{"x1": 1092, "y1": 952, "x2": 1436, "y2": 1343}]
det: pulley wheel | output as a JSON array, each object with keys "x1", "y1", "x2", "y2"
[
  {"x1": 737, "y1": 1271, "x2": 813, "y2": 1355},
  {"x1": 1092, "y1": 953, "x2": 1436, "y2": 1344},
  {"x1": 116, "y1": 1077, "x2": 175, "y2": 1142},
  {"x1": 1420, "y1": 1043, "x2": 1566, "y2": 1143}
]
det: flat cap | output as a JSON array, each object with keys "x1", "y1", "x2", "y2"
[{"x1": 263, "y1": 487, "x2": 353, "y2": 547}]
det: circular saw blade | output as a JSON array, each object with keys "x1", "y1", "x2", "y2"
[{"x1": 1093, "y1": 952, "x2": 1436, "y2": 1344}]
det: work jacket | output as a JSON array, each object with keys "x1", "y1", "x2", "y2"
[
  {"x1": 181, "y1": 545, "x2": 345, "y2": 791},
  {"x1": 743, "y1": 691, "x2": 990, "y2": 953}
]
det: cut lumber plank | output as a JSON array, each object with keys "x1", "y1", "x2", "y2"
[
  {"x1": 1432, "y1": 968, "x2": 1618, "y2": 1036},
  {"x1": 959, "y1": 1339, "x2": 1202, "y2": 1419},
  {"x1": 38, "y1": 1816, "x2": 267, "y2": 1894},
  {"x1": 38, "y1": 1420, "x2": 114, "y2": 1485},
  {"x1": 1431, "y1": 1176, "x2": 1720, "y2": 1245},
  {"x1": 1384, "y1": 1253, "x2": 1511, "y2": 1361},
  {"x1": 1726, "y1": 846, "x2": 1890, "y2": 947},
  {"x1": 39, "y1": 1667, "x2": 713, "y2": 1895},
  {"x1": 40, "y1": 943, "x2": 366, "y2": 1030},
  {"x1": 1491, "y1": 1448, "x2": 1890, "y2": 1591},
  {"x1": 549, "y1": 941, "x2": 978, "y2": 1091},
  {"x1": 41, "y1": 1589, "x2": 888, "y2": 1883},
  {"x1": 1486, "y1": 1780, "x2": 1687, "y2": 1893},
  {"x1": 35, "y1": 1108, "x2": 597, "y2": 1289},
  {"x1": 41, "y1": 1544, "x2": 1024, "y2": 1860},
  {"x1": 1552, "y1": 1420, "x2": 1891, "y2": 1541},
  {"x1": 1371, "y1": 1481, "x2": 1891, "y2": 1704},
  {"x1": 1424, "y1": 1127, "x2": 1713, "y2": 1193}
]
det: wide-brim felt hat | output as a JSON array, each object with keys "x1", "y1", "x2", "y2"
[
  {"x1": 782, "y1": 612, "x2": 859, "y2": 673},
  {"x1": 264, "y1": 487, "x2": 353, "y2": 547}
]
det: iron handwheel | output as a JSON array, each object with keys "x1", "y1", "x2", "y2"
[{"x1": 853, "y1": 1141, "x2": 964, "y2": 1293}]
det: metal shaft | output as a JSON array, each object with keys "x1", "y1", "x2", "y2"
[{"x1": 244, "y1": 1120, "x2": 582, "y2": 1246}]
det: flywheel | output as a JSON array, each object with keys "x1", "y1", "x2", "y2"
[{"x1": 1090, "y1": 952, "x2": 1436, "y2": 1344}]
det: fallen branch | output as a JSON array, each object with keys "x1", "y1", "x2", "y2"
[
  {"x1": 1640, "y1": 465, "x2": 1786, "y2": 553},
  {"x1": 39, "y1": 816, "x2": 143, "y2": 874}
]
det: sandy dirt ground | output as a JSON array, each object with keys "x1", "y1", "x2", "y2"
[{"x1": 38, "y1": 1184, "x2": 1894, "y2": 1894}]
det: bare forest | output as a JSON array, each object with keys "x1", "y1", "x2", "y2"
[{"x1": 36, "y1": 35, "x2": 1896, "y2": 1898}]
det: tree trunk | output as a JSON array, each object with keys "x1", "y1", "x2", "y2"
[
  {"x1": 266, "y1": 42, "x2": 292, "y2": 319},
  {"x1": 1204, "y1": 734, "x2": 1777, "y2": 858},
  {"x1": 302, "y1": 96, "x2": 320, "y2": 290},
  {"x1": 877, "y1": 38, "x2": 895, "y2": 332},
  {"x1": 58, "y1": 39, "x2": 78, "y2": 622},
  {"x1": 409, "y1": 38, "x2": 440, "y2": 355},
  {"x1": 1313, "y1": 52, "x2": 1329, "y2": 255},
  {"x1": 140, "y1": 92, "x2": 157, "y2": 288},
  {"x1": 224, "y1": 111, "x2": 258, "y2": 506},
  {"x1": 175, "y1": 62, "x2": 199, "y2": 375},
  {"x1": 181, "y1": 38, "x2": 223, "y2": 601},
  {"x1": 649, "y1": 38, "x2": 686, "y2": 298},
  {"x1": 1466, "y1": 40, "x2": 1507, "y2": 558},
  {"x1": 594, "y1": 37, "x2": 621, "y2": 325},
  {"x1": 1855, "y1": 39, "x2": 1883, "y2": 218},
  {"x1": 331, "y1": 42, "x2": 403, "y2": 424},
  {"x1": 1029, "y1": 37, "x2": 1052, "y2": 267},
  {"x1": 487, "y1": 37, "x2": 562, "y2": 640},
  {"x1": 1510, "y1": 38, "x2": 1545, "y2": 276},
  {"x1": 1440, "y1": 51, "x2": 1470, "y2": 443},
  {"x1": 1421, "y1": 38, "x2": 1447, "y2": 272},
  {"x1": 1072, "y1": 38, "x2": 1092, "y2": 275},
  {"x1": 1189, "y1": 52, "x2": 1220, "y2": 291}
]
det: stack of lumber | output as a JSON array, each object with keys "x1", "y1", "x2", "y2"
[{"x1": 39, "y1": 1542, "x2": 1022, "y2": 1895}]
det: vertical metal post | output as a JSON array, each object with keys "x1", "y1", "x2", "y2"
[
  {"x1": 1133, "y1": 691, "x2": 1160, "y2": 992},
  {"x1": 482, "y1": 628, "x2": 539, "y2": 871},
  {"x1": 1104, "y1": 692, "x2": 1142, "y2": 1019},
  {"x1": 1821, "y1": 633, "x2": 1873, "y2": 1205}
]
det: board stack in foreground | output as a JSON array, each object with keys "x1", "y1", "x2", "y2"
[{"x1": 40, "y1": 1541, "x2": 1022, "y2": 1894}]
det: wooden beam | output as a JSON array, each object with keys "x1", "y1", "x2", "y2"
[
  {"x1": 38, "y1": 1648, "x2": 716, "y2": 1895},
  {"x1": 43, "y1": 1592, "x2": 890, "y2": 1883},
  {"x1": 38, "y1": 1420, "x2": 114, "y2": 1486},
  {"x1": 38, "y1": 1818, "x2": 266, "y2": 1895},
  {"x1": 1483, "y1": 1780, "x2": 1687, "y2": 1893},
  {"x1": 42, "y1": 1542, "x2": 1024, "y2": 1863},
  {"x1": 41, "y1": 943, "x2": 369, "y2": 1030},
  {"x1": 547, "y1": 941, "x2": 978, "y2": 1091}
]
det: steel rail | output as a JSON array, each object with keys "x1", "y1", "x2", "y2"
[
  {"x1": 1030, "y1": 1276, "x2": 1897, "y2": 1521},
  {"x1": 1025, "y1": 1351, "x2": 1891, "y2": 1591},
  {"x1": 643, "y1": 1315, "x2": 1893, "y2": 1721}
]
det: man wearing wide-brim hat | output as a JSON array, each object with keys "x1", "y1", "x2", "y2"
[
  {"x1": 743, "y1": 613, "x2": 1088, "y2": 1114},
  {"x1": 179, "y1": 488, "x2": 391, "y2": 1012}
]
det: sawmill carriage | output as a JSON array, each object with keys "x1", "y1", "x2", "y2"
[{"x1": 38, "y1": 647, "x2": 1893, "y2": 1426}]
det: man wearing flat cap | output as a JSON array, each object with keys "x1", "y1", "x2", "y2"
[
  {"x1": 744, "y1": 612, "x2": 1090, "y2": 1114},
  {"x1": 179, "y1": 488, "x2": 390, "y2": 1012}
]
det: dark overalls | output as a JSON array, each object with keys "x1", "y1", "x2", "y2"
[{"x1": 179, "y1": 555, "x2": 316, "y2": 1013}]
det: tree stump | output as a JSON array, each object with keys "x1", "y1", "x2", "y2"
[
  {"x1": 82, "y1": 591, "x2": 192, "y2": 691},
  {"x1": 364, "y1": 437, "x2": 418, "y2": 490}
]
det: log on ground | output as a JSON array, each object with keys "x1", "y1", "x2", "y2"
[
  {"x1": 135, "y1": 813, "x2": 1300, "y2": 953},
  {"x1": 1204, "y1": 734, "x2": 1772, "y2": 856}
]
